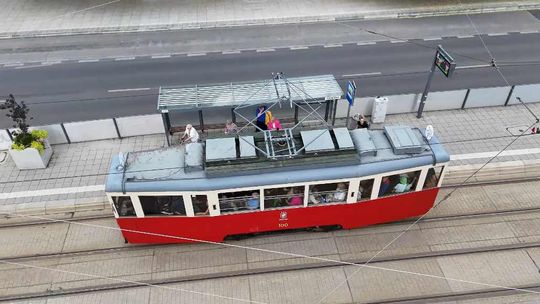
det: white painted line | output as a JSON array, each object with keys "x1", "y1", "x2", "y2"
[
  {"x1": 457, "y1": 35, "x2": 474, "y2": 39},
  {"x1": 222, "y1": 50, "x2": 241, "y2": 54},
  {"x1": 256, "y1": 48, "x2": 275, "y2": 52},
  {"x1": 323, "y1": 44, "x2": 343, "y2": 48},
  {"x1": 423, "y1": 37, "x2": 442, "y2": 41},
  {"x1": 3, "y1": 63, "x2": 24, "y2": 67},
  {"x1": 187, "y1": 53, "x2": 207, "y2": 57},
  {"x1": 456, "y1": 64, "x2": 491, "y2": 69},
  {"x1": 78, "y1": 59, "x2": 99, "y2": 63},
  {"x1": 0, "y1": 184, "x2": 105, "y2": 199},
  {"x1": 390, "y1": 40, "x2": 407, "y2": 43},
  {"x1": 41, "y1": 61, "x2": 61, "y2": 65},
  {"x1": 342, "y1": 72, "x2": 382, "y2": 78},
  {"x1": 487, "y1": 32, "x2": 508, "y2": 36},
  {"x1": 519, "y1": 30, "x2": 539, "y2": 34},
  {"x1": 356, "y1": 41, "x2": 376, "y2": 45},
  {"x1": 451, "y1": 148, "x2": 540, "y2": 161},
  {"x1": 107, "y1": 87, "x2": 151, "y2": 93},
  {"x1": 115, "y1": 57, "x2": 135, "y2": 61},
  {"x1": 290, "y1": 46, "x2": 309, "y2": 50},
  {"x1": 151, "y1": 55, "x2": 171, "y2": 59}
]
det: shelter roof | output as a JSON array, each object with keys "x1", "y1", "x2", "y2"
[{"x1": 157, "y1": 75, "x2": 343, "y2": 112}]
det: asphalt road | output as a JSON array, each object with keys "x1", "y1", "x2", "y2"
[{"x1": 1, "y1": 32, "x2": 540, "y2": 127}]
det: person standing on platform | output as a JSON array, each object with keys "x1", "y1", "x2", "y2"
[{"x1": 255, "y1": 105, "x2": 271, "y2": 132}]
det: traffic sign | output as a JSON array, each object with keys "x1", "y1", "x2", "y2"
[
  {"x1": 434, "y1": 45, "x2": 456, "y2": 78},
  {"x1": 346, "y1": 81, "x2": 357, "y2": 106}
]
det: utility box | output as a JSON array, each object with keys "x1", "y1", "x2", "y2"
[{"x1": 371, "y1": 96, "x2": 388, "y2": 123}]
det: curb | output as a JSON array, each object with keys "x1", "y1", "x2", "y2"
[{"x1": 1, "y1": 4, "x2": 540, "y2": 39}]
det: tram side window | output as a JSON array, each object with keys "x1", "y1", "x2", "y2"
[
  {"x1": 308, "y1": 182, "x2": 349, "y2": 205},
  {"x1": 423, "y1": 166, "x2": 444, "y2": 189},
  {"x1": 139, "y1": 196, "x2": 186, "y2": 216},
  {"x1": 112, "y1": 196, "x2": 135, "y2": 217},
  {"x1": 264, "y1": 186, "x2": 305, "y2": 209},
  {"x1": 378, "y1": 170, "x2": 421, "y2": 197},
  {"x1": 219, "y1": 190, "x2": 260, "y2": 213},
  {"x1": 357, "y1": 179, "x2": 375, "y2": 201},
  {"x1": 192, "y1": 195, "x2": 209, "y2": 215}
]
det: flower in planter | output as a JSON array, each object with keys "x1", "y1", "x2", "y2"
[{"x1": 1, "y1": 94, "x2": 48, "y2": 154}]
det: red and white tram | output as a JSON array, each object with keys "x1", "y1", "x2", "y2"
[{"x1": 105, "y1": 125, "x2": 449, "y2": 244}]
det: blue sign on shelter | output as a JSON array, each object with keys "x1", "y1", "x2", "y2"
[{"x1": 346, "y1": 81, "x2": 356, "y2": 106}]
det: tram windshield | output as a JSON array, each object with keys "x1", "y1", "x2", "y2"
[{"x1": 112, "y1": 196, "x2": 135, "y2": 217}]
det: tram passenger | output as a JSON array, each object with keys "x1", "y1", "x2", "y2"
[
  {"x1": 180, "y1": 124, "x2": 199, "y2": 144},
  {"x1": 247, "y1": 192, "x2": 260, "y2": 210},
  {"x1": 193, "y1": 198, "x2": 209, "y2": 215},
  {"x1": 424, "y1": 169, "x2": 438, "y2": 188},
  {"x1": 393, "y1": 174, "x2": 413, "y2": 193},
  {"x1": 309, "y1": 186, "x2": 322, "y2": 204},
  {"x1": 333, "y1": 183, "x2": 347, "y2": 202},
  {"x1": 288, "y1": 188, "x2": 303, "y2": 206},
  {"x1": 170, "y1": 197, "x2": 186, "y2": 215},
  {"x1": 378, "y1": 177, "x2": 391, "y2": 196}
]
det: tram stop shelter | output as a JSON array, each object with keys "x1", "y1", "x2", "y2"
[{"x1": 157, "y1": 74, "x2": 343, "y2": 146}]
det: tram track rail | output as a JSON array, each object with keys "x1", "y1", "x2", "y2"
[
  {"x1": 0, "y1": 174, "x2": 538, "y2": 230},
  {"x1": 1, "y1": 239, "x2": 539, "y2": 302}
]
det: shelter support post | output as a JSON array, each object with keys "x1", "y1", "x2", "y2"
[
  {"x1": 231, "y1": 107, "x2": 236, "y2": 123},
  {"x1": 199, "y1": 109, "x2": 204, "y2": 132},
  {"x1": 331, "y1": 99, "x2": 338, "y2": 126},
  {"x1": 324, "y1": 100, "x2": 330, "y2": 121},
  {"x1": 294, "y1": 104, "x2": 299, "y2": 124},
  {"x1": 161, "y1": 112, "x2": 171, "y2": 147}
]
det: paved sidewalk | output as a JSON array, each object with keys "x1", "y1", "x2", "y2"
[
  {"x1": 1, "y1": 0, "x2": 539, "y2": 37},
  {"x1": 0, "y1": 103, "x2": 539, "y2": 218}
]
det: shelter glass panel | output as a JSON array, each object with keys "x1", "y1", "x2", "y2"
[
  {"x1": 423, "y1": 166, "x2": 444, "y2": 189},
  {"x1": 357, "y1": 179, "x2": 375, "y2": 201},
  {"x1": 192, "y1": 195, "x2": 209, "y2": 215},
  {"x1": 112, "y1": 196, "x2": 135, "y2": 217},
  {"x1": 139, "y1": 196, "x2": 186, "y2": 216},
  {"x1": 308, "y1": 182, "x2": 349, "y2": 205},
  {"x1": 378, "y1": 170, "x2": 421, "y2": 197},
  {"x1": 264, "y1": 186, "x2": 305, "y2": 209},
  {"x1": 219, "y1": 190, "x2": 260, "y2": 213}
]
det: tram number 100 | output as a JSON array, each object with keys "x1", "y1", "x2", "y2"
[{"x1": 278, "y1": 223, "x2": 289, "y2": 228}]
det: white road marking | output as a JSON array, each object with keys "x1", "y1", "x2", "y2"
[
  {"x1": 356, "y1": 41, "x2": 376, "y2": 45},
  {"x1": 3, "y1": 63, "x2": 24, "y2": 67},
  {"x1": 78, "y1": 59, "x2": 100, "y2": 63},
  {"x1": 41, "y1": 61, "x2": 61, "y2": 65},
  {"x1": 290, "y1": 46, "x2": 309, "y2": 50},
  {"x1": 456, "y1": 64, "x2": 491, "y2": 69},
  {"x1": 324, "y1": 44, "x2": 343, "y2": 48},
  {"x1": 222, "y1": 50, "x2": 241, "y2": 54},
  {"x1": 487, "y1": 32, "x2": 508, "y2": 36},
  {"x1": 451, "y1": 148, "x2": 540, "y2": 161},
  {"x1": 390, "y1": 40, "x2": 407, "y2": 43},
  {"x1": 457, "y1": 35, "x2": 474, "y2": 38},
  {"x1": 423, "y1": 37, "x2": 442, "y2": 41},
  {"x1": 151, "y1": 55, "x2": 171, "y2": 59},
  {"x1": 519, "y1": 30, "x2": 539, "y2": 34},
  {"x1": 187, "y1": 53, "x2": 207, "y2": 57},
  {"x1": 256, "y1": 48, "x2": 275, "y2": 52},
  {"x1": 0, "y1": 184, "x2": 105, "y2": 199},
  {"x1": 342, "y1": 72, "x2": 382, "y2": 78},
  {"x1": 115, "y1": 57, "x2": 135, "y2": 61},
  {"x1": 107, "y1": 87, "x2": 151, "y2": 93}
]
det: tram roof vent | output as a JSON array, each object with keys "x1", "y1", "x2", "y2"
[
  {"x1": 185, "y1": 143, "x2": 204, "y2": 172},
  {"x1": 384, "y1": 126, "x2": 425, "y2": 155},
  {"x1": 350, "y1": 128, "x2": 377, "y2": 156}
]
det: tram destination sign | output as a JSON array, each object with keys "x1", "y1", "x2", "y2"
[{"x1": 434, "y1": 45, "x2": 456, "y2": 78}]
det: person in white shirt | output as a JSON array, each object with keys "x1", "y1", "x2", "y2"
[{"x1": 180, "y1": 124, "x2": 199, "y2": 144}]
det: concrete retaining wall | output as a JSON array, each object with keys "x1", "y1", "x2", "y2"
[{"x1": 116, "y1": 114, "x2": 164, "y2": 137}]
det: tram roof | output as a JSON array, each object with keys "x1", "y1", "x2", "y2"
[
  {"x1": 157, "y1": 75, "x2": 343, "y2": 112},
  {"x1": 106, "y1": 126, "x2": 450, "y2": 193}
]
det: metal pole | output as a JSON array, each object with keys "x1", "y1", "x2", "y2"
[
  {"x1": 324, "y1": 100, "x2": 330, "y2": 121},
  {"x1": 231, "y1": 107, "x2": 236, "y2": 123},
  {"x1": 198, "y1": 109, "x2": 204, "y2": 132},
  {"x1": 331, "y1": 100, "x2": 338, "y2": 126},
  {"x1": 161, "y1": 112, "x2": 171, "y2": 147},
  {"x1": 504, "y1": 85, "x2": 515, "y2": 106},
  {"x1": 346, "y1": 104, "x2": 352, "y2": 129},
  {"x1": 294, "y1": 104, "x2": 299, "y2": 124},
  {"x1": 417, "y1": 61, "x2": 436, "y2": 118}
]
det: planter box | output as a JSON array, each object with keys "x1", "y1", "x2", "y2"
[{"x1": 9, "y1": 140, "x2": 53, "y2": 170}]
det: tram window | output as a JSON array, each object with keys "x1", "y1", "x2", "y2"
[
  {"x1": 423, "y1": 166, "x2": 444, "y2": 189},
  {"x1": 112, "y1": 196, "x2": 135, "y2": 217},
  {"x1": 308, "y1": 182, "x2": 349, "y2": 205},
  {"x1": 219, "y1": 190, "x2": 260, "y2": 213},
  {"x1": 139, "y1": 196, "x2": 186, "y2": 216},
  {"x1": 192, "y1": 195, "x2": 209, "y2": 215},
  {"x1": 358, "y1": 179, "x2": 374, "y2": 201},
  {"x1": 378, "y1": 170, "x2": 421, "y2": 197},
  {"x1": 264, "y1": 186, "x2": 304, "y2": 209}
]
